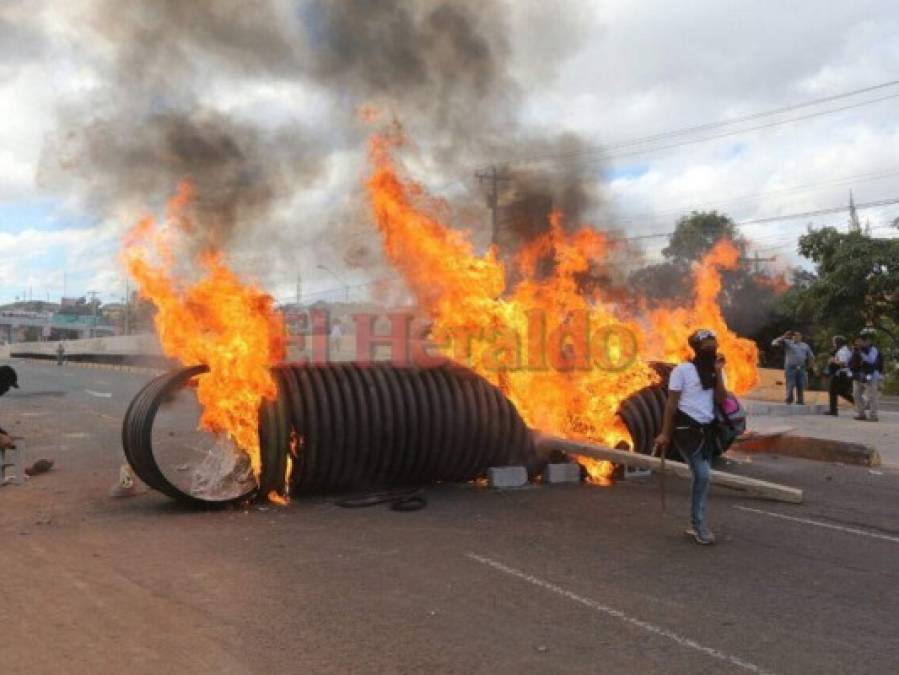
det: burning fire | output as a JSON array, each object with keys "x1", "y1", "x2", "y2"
[
  {"x1": 646, "y1": 240, "x2": 759, "y2": 394},
  {"x1": 123, "y1": 182, "x2": 286, "y2": 484},
  {"x1": 366, "y1": 126, "x2": 758, "y2": 480},
  {"x1": 121, "y1": 126, "x2": 760, "y2": 496},
  {"x1": 753, "y1": 271, "x2": 790, "y2": 295}
]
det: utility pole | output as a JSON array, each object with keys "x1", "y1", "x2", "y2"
[
  {"x1": 476, "y1": 165, "x2": 512, "y2": 246},
  {"x1": 740, "y1": 251, "x2": 777, "y2": 274},
  {"x1": 295, "y1": 272, "x2": 302, "y2": 307},
  {"x1": 848, "y1": 190, "x2": 861, "y2": 232}
]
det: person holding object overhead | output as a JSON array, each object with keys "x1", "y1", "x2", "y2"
[
  {"x1": 771, "y1": 330, "x2": 815, "y2": 405},
  {"x1": 653, "y1": 329, "x2": 728, "y2": 546}
]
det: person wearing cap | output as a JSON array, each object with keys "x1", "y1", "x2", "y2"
[
  {"x1": 771, "y1": 330, "x2": 815, "y2": 405},
  {"x1": 0, "y1": 365, "x2": 19, "y2": 450},
  {"x1": 654, "y1": 329, "x2": 728, "y2": 545},
  {"x1": 849, "y1": 330, "x2": 883, "y2": 422}
]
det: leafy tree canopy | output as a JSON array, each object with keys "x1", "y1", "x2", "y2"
[
  {"x1": 662, "y1": 210, "x2": 747, "y2": 264},
  {"x1": 796, "y1": 226, "x2": 899, "y2": 340}
]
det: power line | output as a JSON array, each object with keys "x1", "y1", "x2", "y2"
[
  {"x1": 613, "y1": 166, "x2": 899, "y2": 227},
  {"x1": 281, "y1": 195, "x2": 899, "y2": 304},
  {"x1": 519, "y1": 91, "x2": 899, "y2": 172},
  {"x1": 602, "y1": 79, "x2": 899, "y2": 152},
  {"x1": 738, "y1": 196, "x2": 899, "y2": 226},
  {"x1": 489, "y1": 78, "x2": 899, "y2": 169},
  {"x1": 618, "y1": 196, "x2": 899, "y2": 242},
  {"x1": 756, "y1": 223, "x2": 899, "y2": 254}
]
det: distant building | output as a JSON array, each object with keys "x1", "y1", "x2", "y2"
[{"x1": 0, "y1": 301, "x2": 115, "y2": 344}]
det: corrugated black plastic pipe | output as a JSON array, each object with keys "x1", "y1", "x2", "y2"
[{"x1": 122, "y1": 361, "x2": 536, "y2": 503}]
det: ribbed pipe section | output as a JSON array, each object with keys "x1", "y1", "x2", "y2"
[
  {"x1": 121, "y1": 364, "x2": 211, "y2": 501},
  {"x1": 616, "y1": 362, "x2": 681, "y2": 457},
  {"x1": 123, "y1": 362, "x2": 536, "y2": 503}
]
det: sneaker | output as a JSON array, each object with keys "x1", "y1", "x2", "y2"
[
  {"x1": 685, "y1": 526, "x2": 716, "y2": 545},
  {"x1": 853, "y1": 415, "x2": 868, "y2": 421}
]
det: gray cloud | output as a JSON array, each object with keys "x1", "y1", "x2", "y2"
[
  {"x1": 34, "y1": 0, "x2": 594, "y2": 260},
  {"x1": 6, "y1": 0, "x2": 898, "y2": 306}
]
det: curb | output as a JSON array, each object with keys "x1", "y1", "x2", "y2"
[
  {"x1": 744, "y1": 400, "x2": 829, "y2": 416},
  {"x1": 737, "y1": 433, "x2": 881, "y2": 467},
  {"x1": 8, "y1": 357, "x2": 163, "y2": 376}
]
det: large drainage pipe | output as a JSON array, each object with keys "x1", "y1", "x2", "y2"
[
  {"x1": 122, "y1": 361, "x2": 678, "y2": 504},
  {"x1": 122, "y1": 362, "x2": 536, "y2": 503}
]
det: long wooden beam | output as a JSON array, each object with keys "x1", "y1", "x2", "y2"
[{"x1": 535, "y1": 434, "x2": 803, "y2": 504}]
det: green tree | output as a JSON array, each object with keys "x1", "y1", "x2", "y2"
[
  {"x1": 662, "y1": 210, "x2": 747, "y2": 264},
  {"x1": 630, "y1": 211, "x2": 752, "y2": 303},
  {"x1": 628, "y1": 261, "x2": 689, "y2": 302},
  {"x1": 796, "y1": 226, "x2": 899, "y2": 341}
]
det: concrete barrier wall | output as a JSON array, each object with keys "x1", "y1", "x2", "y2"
[{"x1": 0, "y1": 333, "x2": 162, "y2": 359}]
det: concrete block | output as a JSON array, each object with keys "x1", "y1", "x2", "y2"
[
  {"x1": 487, "y1": 465, "x2": 528, "y2": 488},
  {"x1": 544, "y1": 463, "x2": 582, "y2": 484}
]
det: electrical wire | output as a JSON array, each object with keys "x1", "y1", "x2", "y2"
[{"x1": 485, "y1": 79, "x2": 899, "y2": 169}]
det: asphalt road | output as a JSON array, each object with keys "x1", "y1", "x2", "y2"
[{"x1": 1, "y1": 360, "x2": 898, "y2": 674}]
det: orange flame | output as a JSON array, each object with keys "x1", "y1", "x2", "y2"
[
  {"x1": 367, "y1": 128, "x2": 657, "y2": 481},
  {"x1": 366, "y1": 127, "x2": 758, "y2": 479},
  {"x1": 123, "y1": 182, "x2": 286, "y2": 480},
  {"x1": 646, "y1": 239, "x2": 759, "y2": 394},
  {"x1": 753, "y1": 271, "x2": 789, "y2": 295}
]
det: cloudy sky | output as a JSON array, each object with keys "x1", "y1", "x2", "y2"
[{"x1": 1, "y1": 0, "x2": 898, "y2": 307}]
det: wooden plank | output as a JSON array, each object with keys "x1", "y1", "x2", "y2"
[{"x1": 535, "y1": 434, "x2": 803, "y2": 504}]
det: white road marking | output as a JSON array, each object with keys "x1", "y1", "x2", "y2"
[
  {"x1": 84, "y1": 389, "x2": 112, "y2": 398},
  {"x1": 734, "y1": 505, "x2": 899, "y2": 544},
  {"x1": 466, "y1": 553, "x2": 772, "y2": 674}
]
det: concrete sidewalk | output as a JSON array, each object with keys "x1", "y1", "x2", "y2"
[{"x1": 748, "y1": 409, "x2": 899, "y2": 468}]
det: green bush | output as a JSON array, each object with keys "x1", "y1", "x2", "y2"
[{"x1": 882, "y1": 367, "x2": 899, "y2": 395}]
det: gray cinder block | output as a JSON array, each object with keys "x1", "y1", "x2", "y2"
[
  {"x1": 487, "y1": 465, "x2": 528, "y2": 488},
  {"x1": 544, "y1": 463, "x2": 582, "y2": 484}
]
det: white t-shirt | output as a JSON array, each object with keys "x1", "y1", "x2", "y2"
[
  {"x1": 834, "y1": 345, "x2": 852, "y2": 375},
  {"x1": 669, "y1": 362, "x2": 715, "y2": 424}
]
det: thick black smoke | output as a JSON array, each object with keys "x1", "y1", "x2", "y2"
[
  {"x1": 38, "y1": 0, "x2": 319, "y2": 248},
  {"x1": 35, "y1": 0, "x2": 599, "y2": 275}
]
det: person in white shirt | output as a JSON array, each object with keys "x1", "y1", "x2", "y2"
[
  {"x1": 826, "y1": 335, "x2": 854, "y2": 416},
  {"x1": 654, "y1": 329, "x2": 728, "y2": 545},
  {"x1": 329, "y1": 319, "x2": 344, "y2": 355}
]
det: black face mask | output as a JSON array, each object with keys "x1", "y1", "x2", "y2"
[{"x1": 692, "y1": 348, "x2": 718, "y2": 390}]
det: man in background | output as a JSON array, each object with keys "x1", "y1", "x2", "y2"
[
  {"x1": 771, "y1": 330, "x2": 815, "y2": 405},
  {"x1": 826, "y1": 335, "x2": 854, "y2": 416},
  {"x1": 850, "y1": 330, "x2": 883, "y2": 422}
]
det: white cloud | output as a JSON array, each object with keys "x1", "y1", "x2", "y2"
[{"x1": 2, "y1": 0, "x2": 899, "y2": 295}]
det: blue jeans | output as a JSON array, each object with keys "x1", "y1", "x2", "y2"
[
  {"x1": 785, "y1": 365, "x2": 807, "y2": 404},
  {"x1": 674, "y1": 420, "x2": 713, "y2": 529},
  {"x1": 684, "y1": 447, "x2": 711, "y2": 529}
]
